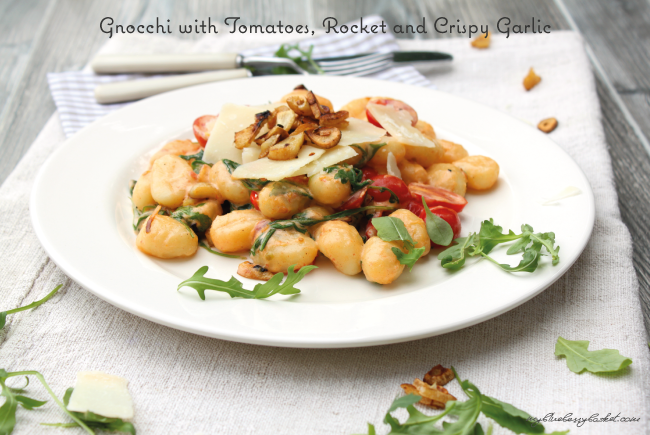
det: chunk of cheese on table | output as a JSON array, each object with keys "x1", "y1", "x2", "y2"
[
  {"x1": 232, "y1": 146, "x2": 325, "y2": 181},
  {"x1": 295, "y1": 146, "x2": 359, "y2": 177},
  {"x1": 203, "y1": 103, "x2": 283, "y2": 164},
  {"x1": 338, "y1": 118, "x2": 386, "y2": 147},
  {"x1": 67, "y1": 371, "x2": 134, "y2": 419},
  {"x1": 366, "y1": 103, "x2": 436, "y2": 148}
]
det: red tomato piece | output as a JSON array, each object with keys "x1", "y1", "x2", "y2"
[
  {"x1": 365, "y1": 97, "x2": 418, "y2": 128},
  {"x1": 369, "y1": 174, "x2": 412, "y2": 204},
  {"x1": 338, "y1": 187, "x2": 368, "y2": 211},
  {"x1": 420, "y1": 206, "x2": 462, "y2": 241},
  {"x1": 361, "y1": 166, "x2": 378, "y2": 181},
  {"x1": 193, "y1": 115, "x2": 218, "y2": 147},
  {"x1": 250, "y1": 191, "x2": 260, "y2": 210},
  {"x1": 404, "y1": 198, "x2": 425, "y2": 217},
  {"x1": 408, "y1": 183, "x2": 468, "y2": 213}
]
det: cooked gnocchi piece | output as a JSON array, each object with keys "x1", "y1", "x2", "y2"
[
  {"x1": 150, "y1": 155, "x2": 196, "y2": 209},
  {"x1": 426, "y1": 163, "x2": 468, "y2": 197},
  {"x1": 136, "y1": 215, "x2": 198, "y2": 258},
  {"x1": 209, "y1": 209, "x2": 265, "y2": 253},
  {"x1": 314, "y1": 220, "x2": 364, "y2": 276},
  {"x1": 452, "y1": 155, "x2": 500, "y2": 190},
  {"x1": 208, "y1": 161, "x2": 250, "y2": 205},
  {"x1": 251, "y1": 227, "x2": 318, "y2": 274}
]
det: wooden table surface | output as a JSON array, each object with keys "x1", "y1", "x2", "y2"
[{"x1": 2, "y1": 0, "x2": 649, "y2": 336}]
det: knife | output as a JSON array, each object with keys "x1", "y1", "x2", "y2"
[{"x1": 91, "y1": 51, "x2": 452, "y2": 74}]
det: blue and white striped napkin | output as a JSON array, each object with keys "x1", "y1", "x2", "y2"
[{"x1": 47, "y1": 16, "x2": 430, "y2": 138}]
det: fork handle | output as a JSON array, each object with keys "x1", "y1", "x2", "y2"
[
  {"x1": 94, "y1": 69, "x2": 251, "y2": 104},
  {"x1": 91, "y1": 53, "x2": 241, "y2": 74}
]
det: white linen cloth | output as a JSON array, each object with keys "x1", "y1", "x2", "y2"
[{"x1": 1, "y1": 22, "x2": 649, "y2": 435}]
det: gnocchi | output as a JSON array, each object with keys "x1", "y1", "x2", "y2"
[{"x1": 130, "y1": 86, "x2": 500, "y2": 288}]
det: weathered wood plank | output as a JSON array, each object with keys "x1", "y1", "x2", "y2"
[{"x1": 560, "y1": 0, "x2": 650, "y2": 154}]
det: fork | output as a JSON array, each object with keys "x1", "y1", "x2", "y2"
[{"x1": 92, "y1": 51, "x2": 451, "y2": 103}]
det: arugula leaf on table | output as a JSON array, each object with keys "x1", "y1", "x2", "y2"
[
  {"x1": 179, "y1": 150, "x2": 213, "y2": 174},
  {"x1": 350, "y1": 143, "x2": 386, "y2": 168},
  {"x1": 272, "y1": 43, "x2": 324, "y2": 75},
  {"x1": 178, "y1": 264, "x2": 317, "y2": 300},
  {"x1": 0, "y1": 369, "x2": 94, "y2": 435},
  {"x1": 1, "y1": 284, "x2": 62, "y2": 331},
  {"x1": 555, "y1": 337, "x2": 632, "y2": 374},
  {"x1": 422, "y1": 197, "x2": 454, "y2": 246},
  {"x1": 372, "y1": 216, "x2": 425, "y2": 271},
  {"x1": 357, "y1": 367, "x2": 568, "y2": 435},
  {"x1": 41, "y1": 388, "x2": 135, "y2": 434}
]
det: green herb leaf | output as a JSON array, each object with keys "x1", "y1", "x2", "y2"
[
  {"x1": 1, "y1": 370, "x2": 94, "y2": 435},
  {"x1": 372, "y1": 216, "x2": 424, "y2": 271},
  {"x1": 482, "y1": 242, "x2": 542, "y2": 273},
  {"x1": 372, "y1": 216, "x2": 415, "y2": 248},
  {"x1": 392, "y1": 246, "x2": 426, "y2": 272},
  {"x1": 199, "y1": 242, "x2": 243, "y2": 259},
  {"x1": 350, "y1": 143, "x2": 386, "y2": 168},
  {"x1": 324, "y1": 164, "x2": 371, "y2": 192},
  {"x1": 273, "y1": 44, "x2": 323, "y2": 75},
  {"x1": 170, "y1": 205, "x2": 212, "y2": 234},
  {"x1": 478, "y1": 219, "x2": 522, "y2": 254},
  {"x1": 253, "y1": 265, "x2": 317, "y2": 298},
  {"x1": 179, "y1": 150, "x2": 213, "y2": 174},
  {"x1": 530, "y1": 232, "x2": 560, "y2": 266},
  {"x1": 221, "y1": 159, "x2": 269, "y2": 191},
  {"x1": 555, "y1": 337, "x2": 632, "y2": 373},
  {"x1": 1, "y1": 284, "x2": 62, "y2": 331},
  {"x1": 422, "y1": 197, "x2": 454, "y2": 246},
  {"x1": 479, "y1": 396, "x2": 544, "y2": 434},
  {"x1": 438, "y1": 234, "x2": 478, "y2": 270},
  {"x1": 178, "y1": 265, "x2": 317, "y2": 300}
]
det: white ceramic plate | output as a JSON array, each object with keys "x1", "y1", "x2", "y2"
[{"x1": 31, "y1": 76, "x2": 594, "y2": 348}]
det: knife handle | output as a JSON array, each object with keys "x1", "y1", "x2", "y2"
[
  {"x1": 94, "y1": 69, "x2": 251, "y2": 104},
  {"x1": 91, "y1": 53, "x2": 240, "y2": 74}
]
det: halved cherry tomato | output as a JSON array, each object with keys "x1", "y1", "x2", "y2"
[
  {"x1": 339, "y1": 187, "x2": 368, "y2": 211},
  {"x1": 361, "y1": 166, "x2": 378, "y2": 181},
  {"x1": 404, "y1": 198, "x2": 425, "y2": 217},
  {"x1": 365, "y1": 97, "x2": 418, "y2": 128},
  {"x1": 408, "y1": 183, "x2": 467, "y2": 213},
  {"x1": 250, "y1": 191, "x2": 260, "y2": 210},
  {"x1": 364, "y1": 210, "x2": 385, "y2": 239},
  {"x1": 193, "y1": 115, "x2": 218, "y2": 147},
  {"x1": 369, "y1": 174, "x2": 412, "y2": 204},
  {"x1": 420, "y1": 206, "x2": 461, "y2": 241}
]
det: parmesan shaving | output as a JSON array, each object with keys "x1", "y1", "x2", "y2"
[
  {"x1": 541, "y1": 186, "x2": 582, "y2": 205},
  {"x1": 232, "y1": 146, "x2": 325, "y2": 181},
  {"x1": 386, "y1": 152, "x2": 402, "y2": 178},
  {"x1": 67, "y1": 371, "x2": 134, "y2": 419},
  {"x1": 295, "y1": 146, "x2": 358, "y2": 177},
  {"x1": 203, "y1": 103, "x2": 283, "y2": 164},
  {"x1": 366, "y1": 103, "x2": 436, "y2": 148},
  {"x1": 338, "y1": 118, "x2": 387, "y2": 147},
  {"x1": 241, "y1": 144, "x2": 262, "y2": 164}
]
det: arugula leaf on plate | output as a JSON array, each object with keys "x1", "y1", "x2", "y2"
[
  {"x1": 178, "y1": 265, "x2": 317, "y2": 300},
  {"x1": 272, "y1": 43, "x2": 324, "y2": 75},
  {"x1": 372, "y1": 216, "x2": 425, "y2": 271},
  {"x1": 437, "y1": 220, "x2": 560, "y2": 274},
  {"x1": 555, "y1": 337, "x2": 632, "y2": 374},
  {"x1": 422, "y1": 197, "x2": 454, "y2": 246}
]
